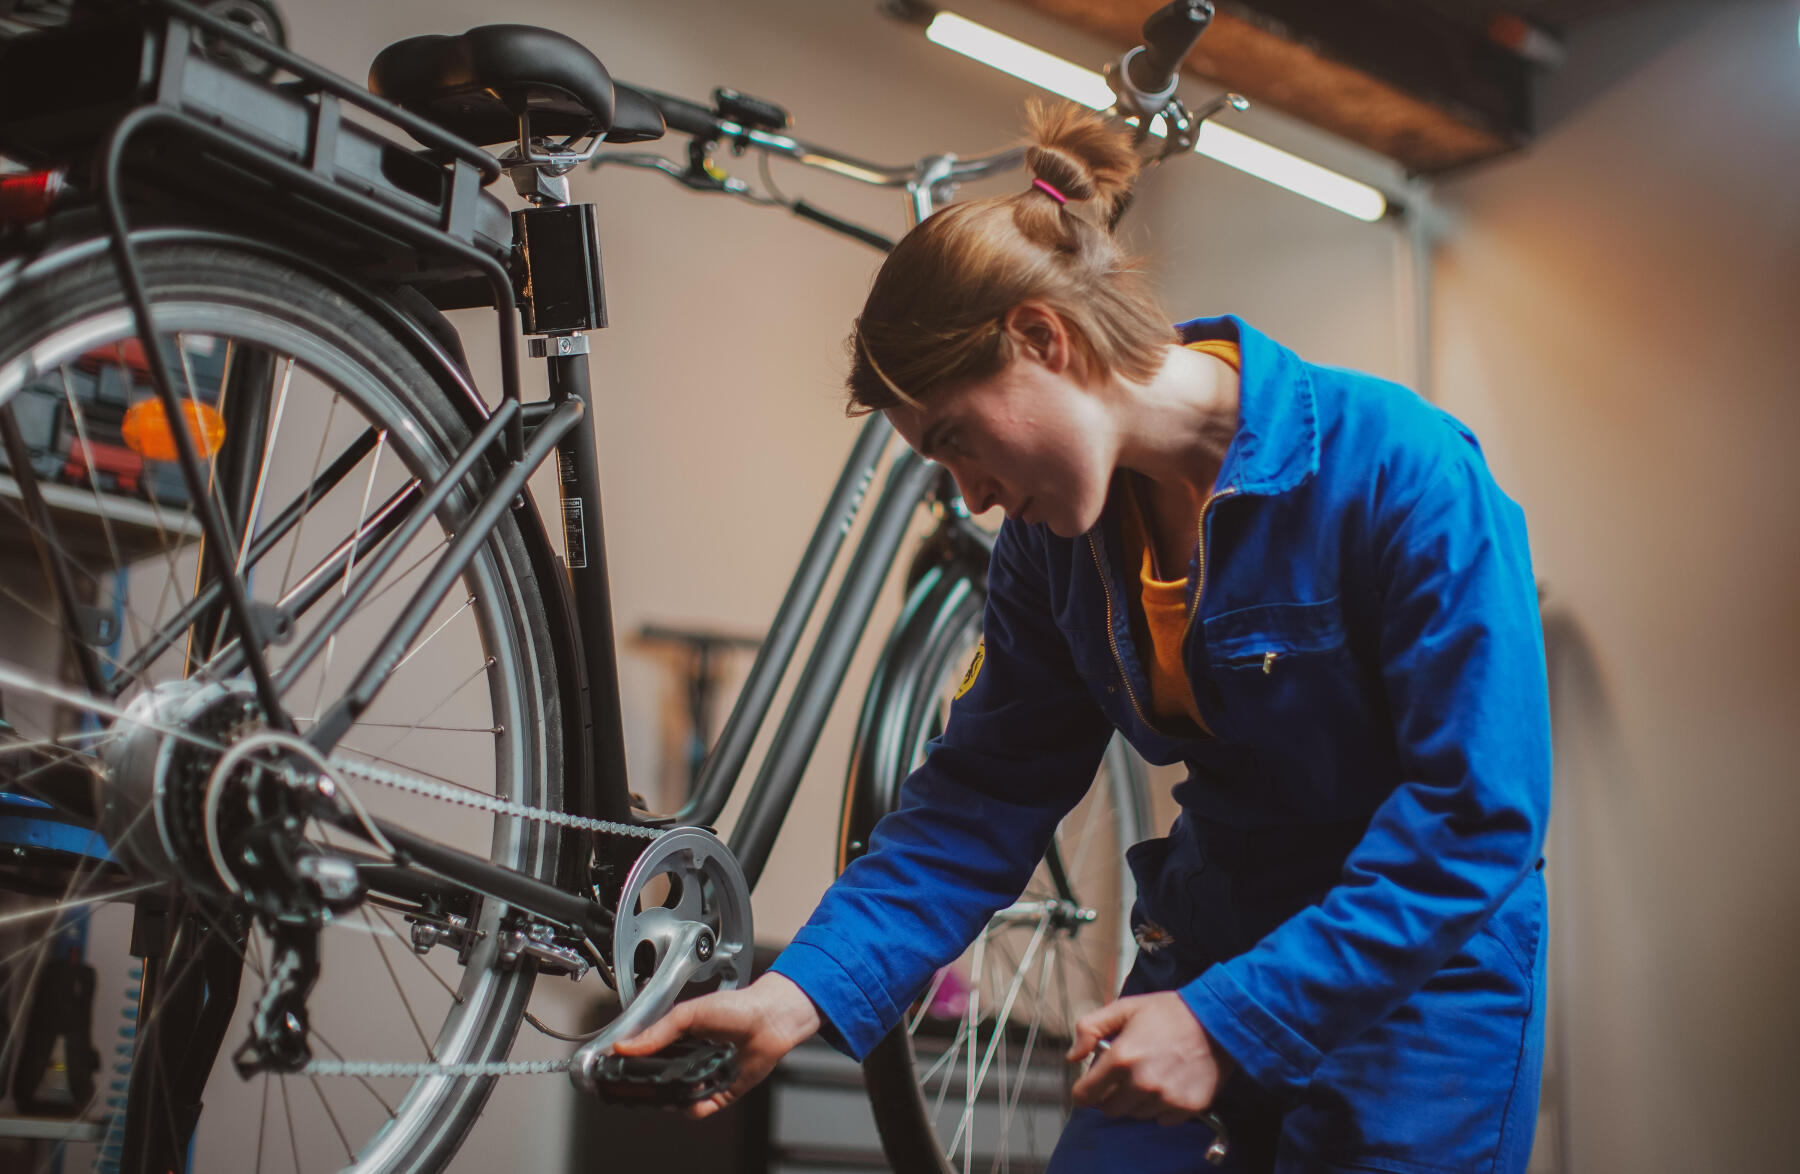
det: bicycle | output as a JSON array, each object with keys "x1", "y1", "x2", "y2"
[{"x1": 0, "y1": 2, "x2": 1232, "y2": 1170}]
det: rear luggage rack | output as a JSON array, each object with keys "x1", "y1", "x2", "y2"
[
  {"x1": 0, "y1": 0, "x2": 514, "y2": 298},
  {"x1": 0, "y1": 0, "x2": 526, "y2": 445}
]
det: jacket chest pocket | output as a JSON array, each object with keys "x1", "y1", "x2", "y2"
[
  {"x1": 1202, "y1": 598, "x2": 1383, "y2": 813},
  {"x1": 1205, "y1": 596, "x2": 1347, "y2": 669}
]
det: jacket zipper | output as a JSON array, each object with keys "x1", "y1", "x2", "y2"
[
  {"x1": 1086, "y1": 533, "x2": 1157, "y2": 732},
  {"x1": 1185, "y1": 486, "x2": 1238, "y2": 636},
  {"x1": 1087, "y1": 485, "x2": 1238, "y2": 735}
]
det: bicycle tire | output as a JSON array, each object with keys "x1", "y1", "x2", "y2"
[
  {"x1": 0, "y1": 238, "x2": 565, "y2": 1173},
  {"x1": 840, "y1": 564, "x2": 1149, "y2": 1174}
]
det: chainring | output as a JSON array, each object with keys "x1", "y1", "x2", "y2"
[{"x1": 612, "y1": 827, "x2": 752, "y2": 1009}]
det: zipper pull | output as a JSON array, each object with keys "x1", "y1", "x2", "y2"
[{"x1": 1262, "y1": 651, "x2": 1277, "y2": 675}]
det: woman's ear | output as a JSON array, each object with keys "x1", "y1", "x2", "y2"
[{"x1": 1002, "y1": 301, "x2": 1072, "y2": 373}]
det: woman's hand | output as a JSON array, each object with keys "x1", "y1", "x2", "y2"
[
  {"x1": 611, "y1": 971, "x2": 822, "y2": 1119},
  {"x1": 1066, "y1": 992, "x2": 1235, "y2": 1126}
]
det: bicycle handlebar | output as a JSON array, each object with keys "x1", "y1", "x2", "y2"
[
  {"x1": 600, "y1": 1, "x2": 1225, "y2": 250},
  {"x1": 1117, "y1": 0, "x2": 1214, "y2": 115}
]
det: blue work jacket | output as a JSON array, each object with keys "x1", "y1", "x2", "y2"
[{"x1": 770, "y1": 315, "x2": 1552, "y2": 1105}]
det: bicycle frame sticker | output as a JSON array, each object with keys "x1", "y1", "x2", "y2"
[
  {"x1": 954, "y1": 636, "x2": 985, "y2": 700},
  {"x1": 563, "y1": 497, "x2": 588, "y2": 568}
]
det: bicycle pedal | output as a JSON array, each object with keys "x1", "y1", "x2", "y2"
[{"x1": 586, "y1": 1038, "x2": 737, "y2": 1108}]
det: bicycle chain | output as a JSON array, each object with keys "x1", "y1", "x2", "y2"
[
  {"x1": 326, "y1": 755, "x2": 661, "y2": 841},
  {"x1": 302, "y1": 1058, "x2": 572, "y2": 1078},
  {"x1": 292, "y1": 758, "x2": 661, "y2": 1082}
]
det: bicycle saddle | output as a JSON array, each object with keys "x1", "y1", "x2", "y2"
[{"x1": 369, "y1": 24, "x2": 663, "y2": 148}]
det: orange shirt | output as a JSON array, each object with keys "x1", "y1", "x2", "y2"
[{"x1": 1117, "y1": 339, "x2": 1242, "y2": 730}]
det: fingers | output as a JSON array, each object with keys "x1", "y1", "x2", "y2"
[
  {"x1": 1066, "y1": 997, "x2": 1134, "y2": 1063},
  {"x1": 1069, "y1": 1042, "x2": 1121, "y2": 1105},
  {"x1": 685, "y1": 1090, "x2": 731, "y2": 1120},
  {"x1": 611, "y1": 1002, "x2": 694, "y2": 1055}
]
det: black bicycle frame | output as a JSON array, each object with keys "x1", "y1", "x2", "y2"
[{"x1": 12, "y1": 0, "x2": 971, "y2": 959}]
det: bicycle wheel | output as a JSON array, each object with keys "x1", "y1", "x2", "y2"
[
  {"x1": 0, "y1": 239, "x2": 565, "y2": 1173},
  {"x1": 840, "y1": 567, "x2": 1149, "y2": 1174}
]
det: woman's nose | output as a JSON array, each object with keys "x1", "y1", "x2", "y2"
[{"x1": 947, "y1": 465, "x2": 997, "y2": 514}]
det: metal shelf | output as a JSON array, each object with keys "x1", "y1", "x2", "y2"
[
  {"x1": 0, "y1": 472, "x2": 202, "y2": 566},
  {"x1": 0, "y1": 1113, "x2": 108, "y2": 1141}
]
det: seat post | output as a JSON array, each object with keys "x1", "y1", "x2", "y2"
[
  {"x1": 502, "y1": 108, "x2": 582, "y2": 207},
  {"x1": 536, "y1": 333, "x2": 634, "y2": 824},
  {"x1": 505, "y1": 112, "x2": 623, "y2": 814}
]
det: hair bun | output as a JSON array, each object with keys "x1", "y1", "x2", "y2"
[
  {"x1": 1024, "y1": 144, "x2": 1099, "y2": 202},
  {"x1": 1021, "y1": 99, "x2": 1140, "y2": 223}
]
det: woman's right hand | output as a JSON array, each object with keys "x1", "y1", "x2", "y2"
[{"x1": 610, "y1": 971, "x2": 823, "y2": 1118}]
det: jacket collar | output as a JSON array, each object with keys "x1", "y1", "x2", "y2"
[{"x1": 1175, "y1": 315, "x2": 1318, "y2": 497}]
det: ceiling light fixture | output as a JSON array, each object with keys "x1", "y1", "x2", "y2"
[{"x1": 920, "y1": 10, "x2": 1388, "y2": 222}]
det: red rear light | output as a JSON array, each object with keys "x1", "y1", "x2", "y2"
[
  {"x1": 77, "y1": 339, "x2": 153, "y2": 378},
  {"x1": 0, "y1": 169, "x2": 65, "y2": 223}
]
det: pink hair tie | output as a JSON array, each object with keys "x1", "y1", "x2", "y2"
[{"x1": 1032, "y1": 178, "x2": 1069, "y2": 205}]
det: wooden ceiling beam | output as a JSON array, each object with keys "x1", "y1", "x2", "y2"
[{"x1": 1005, "y1": 0, "x2": 1536, "y2": 174}]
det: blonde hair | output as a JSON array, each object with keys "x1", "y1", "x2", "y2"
[{"x1": 845, "y1": 100, "x2": 1176, "y2": 415}]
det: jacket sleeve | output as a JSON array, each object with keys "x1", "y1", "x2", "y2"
[
  {"x1": 769, "y1": 522, "x2": 1115, "y2": 1059},
  {"x1": 1180, "y1": 435, "x2": 1553, "y2": 1100}
]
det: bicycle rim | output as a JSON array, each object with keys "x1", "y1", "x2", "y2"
[
  {"x1": 0, "y1": 242, "x2": 562, "y2": 1173},
  {"x1": 844, "y1": 576, "x2": 1148, "y2": 1174}
]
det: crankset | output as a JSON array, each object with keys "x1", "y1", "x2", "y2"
[{"x1": 568, "y1": 826, "x2": 752, "y2": 1094}]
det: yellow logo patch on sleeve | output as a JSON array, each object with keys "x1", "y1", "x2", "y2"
[{"x1": 954, "y1": 637, "x2": 985, "y2": 700}]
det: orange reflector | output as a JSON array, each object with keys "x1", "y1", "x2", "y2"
[{"x1": 121, "y1": 398, "x2": 226, "y2": 461}]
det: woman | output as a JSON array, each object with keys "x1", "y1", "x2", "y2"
[{"x1": 618, "y1": 101, "x2": 1551, "y2": 1173}]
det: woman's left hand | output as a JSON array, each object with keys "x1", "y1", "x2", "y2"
[{"x1": 1066, "y1": 992, "x2": 1236, "y2": 1125}]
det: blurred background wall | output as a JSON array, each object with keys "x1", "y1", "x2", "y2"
[{"x1": 194, "y1": 1, "x2": 1800, "y2": 1170}]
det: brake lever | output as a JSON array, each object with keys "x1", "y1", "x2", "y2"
[{"x1": 589, "y1": 150, "x2": 781, "y2": 204}]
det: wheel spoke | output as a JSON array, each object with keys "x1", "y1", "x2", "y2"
[
  {"x1": 235, "y1": 356, "x2": 294, "y2": 575},
  {"x1": 280, "y1": 1073, "x2": 303, "y2": 1174},
  {"x1": 362, "y1": 901, "x2": 464, "y2": 1005},
  {"x1": 853, "y1": 598, "x2": 1149, "y2": 1173},
  {"x1": 308, "y1": 1070, "x2": 358, "y2": 1164},
  {"x1": 355, "y1": 656, "x2": 496, "y2": 768},
  {"x1": 55, "y1": 366, "x2": 145, "y2": 648},
  {"x1": 279, "y1": 392, "x2": 341, "y2": 600},
  {"x1": 0, "y1": 253, "x2": 559, "y2": 1171},
  {"x1": 310, "y1": 430, "x2": 389, "y2": 719},
  {"x1": 361, "y1": 904, "x2": 439, "y2": 1062},
  {"x1": 388, "y1": 592, "x2": 476, "y2": 678},
  {"x1": 117, "y1": 425, "x2": 385, "y2": 684},
  {"x1": 0, "y1": 883, "x2": 159, "y2": 929}
]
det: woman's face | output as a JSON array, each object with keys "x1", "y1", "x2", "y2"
[{"x1": 886, "y1": 348, "x2": 1117, "y2": 539}]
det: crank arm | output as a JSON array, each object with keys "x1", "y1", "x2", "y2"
[{"x1": 568, "y1": 919, "x2": 714, "y2": 1092}]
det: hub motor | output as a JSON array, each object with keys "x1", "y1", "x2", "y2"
[
  {"x1": 98, "y1": 682, "x2": 363, "y2": 923},
  {"x1": 99, "y1": 679, "x2": 261, "y2": 888}
]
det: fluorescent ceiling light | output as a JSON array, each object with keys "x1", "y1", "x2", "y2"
[
  {"x1": 925, "y1": 11, "x2": 1115, "y2": 109},
  {"x1": 923, "y1": 11, "x2": 1388, "y2": 222}
]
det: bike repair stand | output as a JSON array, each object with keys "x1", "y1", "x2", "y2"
[{"x1": 634, "y1": 624, "x2": 763, "y2": 798}]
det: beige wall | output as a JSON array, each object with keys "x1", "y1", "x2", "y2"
[{"x1": 1426, "y1": 5, "x2": 1800, "y2": 1171}]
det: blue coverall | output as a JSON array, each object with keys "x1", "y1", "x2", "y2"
[{"x1": 771, "y1": 316, "x2": 1552, "y2": 1172}]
